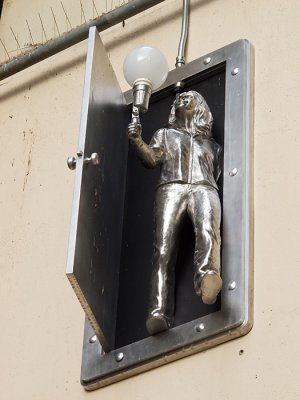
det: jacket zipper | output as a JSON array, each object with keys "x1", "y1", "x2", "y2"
[{"x1": 188, "y1": 134, "x2": 193, "y2": 183}]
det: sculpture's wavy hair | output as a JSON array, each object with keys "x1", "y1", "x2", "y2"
[{"x1": 168, "y1": 90, "x2": 213, "y2": 137}]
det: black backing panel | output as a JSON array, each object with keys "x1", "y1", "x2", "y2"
[{"x1": 115, "y1": 66, "x2": 226, "y2": 348}]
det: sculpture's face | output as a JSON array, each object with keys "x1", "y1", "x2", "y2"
[
  {"x1": 175, "y1": 92, "x2": 197, "y2": 113},
  {"x1": 169, "y1": 90, "x2": 212, "y2": 136}
]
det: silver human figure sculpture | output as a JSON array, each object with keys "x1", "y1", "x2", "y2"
[{"x1": 127, "y1": 91, "x2": 222, "y2": 335}]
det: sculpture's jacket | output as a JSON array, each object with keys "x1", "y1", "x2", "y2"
[{"x1": 142, "y1": 127, "x2": 222, "y2": 189}]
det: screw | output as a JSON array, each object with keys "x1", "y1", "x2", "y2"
[
  {"x1": 89, "y1": 334, "x2": 97, "y2": 344},
  {"x1": 228, "y1": 281, "x2": 237, "y2": 290},
  {"x1": 203, "y1": 57, "x2": 211, "y2": 65},
  {"x1": 231, "y1": 67, "x2": 239, "y2": 76},
  {"x1": 229, "y1": 168, "x2": 238, "y2": 176},
  {"x1": 116, "y1": 352, "x2": 124, "y2": 362},
  {"x1": 196, "y1": 323, "x2": 205, "y2": 332}
]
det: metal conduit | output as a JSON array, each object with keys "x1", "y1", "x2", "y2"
[
  {"x1": 0, "y1": 0, "x2": 166, "y2": 81},
  {"x1": 176, "y1": 0, "x2": 189, "y2": 67}
]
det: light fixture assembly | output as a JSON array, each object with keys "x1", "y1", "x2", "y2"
[{"x1": 123, "y1": 46, "x2": 169, "y2": 122}]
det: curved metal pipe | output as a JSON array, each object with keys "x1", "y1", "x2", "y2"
[
  {"x1": 0, "y1": 0, "x2": 166, "y2": 81},
  {"x1": 176, "y1": 0, "x2": 189, "y2": 68}
]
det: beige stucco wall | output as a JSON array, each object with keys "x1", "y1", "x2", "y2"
[{"x1": 0, "y1": 0, "x2": 299, "y2": 398}]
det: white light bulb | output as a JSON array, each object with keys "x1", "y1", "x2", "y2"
[{"x1": 123, "y1": 46, "x2": 169, "y2": 90}]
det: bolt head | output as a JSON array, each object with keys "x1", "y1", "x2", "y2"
[
  {"x1": 228, "y1": 281, "x2": 237, "y2": 290},
  {"x1": 116, "y1": 352, "x2": 124, "y2": 362},
  {"x1": 231, "y1": 67, "x2": 239, "y2": 76},
  {"x1": 229, "y1": 168, "x2": 238, "y2": 176},
  {"x1": 203, "y1": 57, "x2": 211, "y2": 65},
  {"x1": 89, "y1": 335, "x2": 97, "y2": 344},
  {"x1": 196, "y1": 323, "x2": 205, "y2": 332}
]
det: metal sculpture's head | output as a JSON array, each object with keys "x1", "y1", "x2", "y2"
[{"x1": 168, "y1": 90, "x2": 213, "y2": 137}]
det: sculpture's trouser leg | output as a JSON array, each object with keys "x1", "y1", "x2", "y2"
[
  {"x1": 187, "y1": 185, "x2": 221, "y2": 293},
  {"x1": 148, "y1": 183, "x2": 187, "y2": 324},
  {"x1": 148, "y1": 183, "x2": 221, "y2": 323}
]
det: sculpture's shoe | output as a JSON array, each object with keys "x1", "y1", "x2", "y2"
[
  {"x1": 146, "y1": 313, "x2": 170, "y2": 335},
  {"x1": 201, "y1": 272, "x2": 222, "y2": 304},
  {"x1": 196, "y1": 272, "x2": 222, "y2": 305}
]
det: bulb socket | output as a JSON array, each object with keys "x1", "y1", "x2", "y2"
[
  {"x1": 133, "y1": 79, "x2": 153, "y2": 113},
  {"x1": 173, "y1": 81, "x2": 185, "y2": 93}
]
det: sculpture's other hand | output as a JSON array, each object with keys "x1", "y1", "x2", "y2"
[{"x1": 127, "y1": 122, "x2": 142, "y2": 142}]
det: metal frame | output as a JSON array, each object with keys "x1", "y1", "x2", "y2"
[{"x1": 80, "y1": 38, "x2": 254, "y2": 390}]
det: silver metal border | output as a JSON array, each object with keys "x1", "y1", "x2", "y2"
[{"x1": 81, "y1": 39, "x2": 254, "y2": 390}]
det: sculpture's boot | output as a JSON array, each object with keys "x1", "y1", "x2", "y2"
[
  {"x1": 146, "y1": 312, "x2": 171, "y2": 335},
  {"x1": 195, "y1": 271, "x2": 222, "y2": 305}
]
